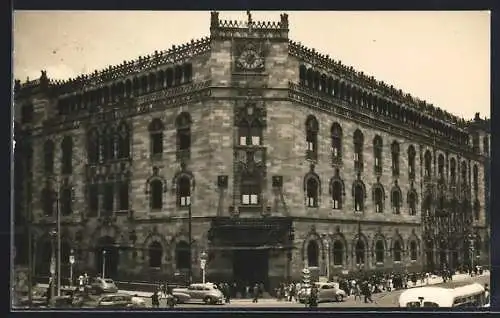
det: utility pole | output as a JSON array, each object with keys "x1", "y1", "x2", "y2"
[
  {"x1": 56, "y1": 186, "x2": 61, "y2": 296},
  {"x1": 188, "y1": 203, "x2": 192, "y2": 285}
]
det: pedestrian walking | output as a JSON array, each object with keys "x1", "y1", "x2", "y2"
[
  {"x1": 151, "y1": 291, "x2": 160, "y2": 308},
  {"x1": 309, "y1": 283, "x2": 318, "y2": 308},
  {"x1": 354, "y1": 284, "x2": 361, "y2": 301},
  {"x1": 252, "y1": 283, "x2": 260, "y2": 303}
]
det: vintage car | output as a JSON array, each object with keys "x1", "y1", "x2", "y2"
[
  {"x1": 95, "y1": 293, "x2": 137, "y2": 308},
  {"x1": 298, "y1": 282, "x2": 347, "y2": 303},
  {"x1": 173, "y1": 283, "x2": 224, "y2": 305},
  {"x1": 88, "y1": 278, "x2": 119, "y2": 294}
]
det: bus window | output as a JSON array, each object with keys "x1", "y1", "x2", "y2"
[
  {"x1": 423, "y1": 302, "x2": 439, "y2": 308},
  {"x1": 406, "y1": 302, "x2": 421, "y2": 308}
]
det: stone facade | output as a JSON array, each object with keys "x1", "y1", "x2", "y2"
[{"x1": 14, "y1": 12, "x2": 489, "y2": 289}]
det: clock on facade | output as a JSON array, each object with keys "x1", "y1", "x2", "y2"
[{"x1": 237, "y1": 47, "x2": 264, "y2": 71}]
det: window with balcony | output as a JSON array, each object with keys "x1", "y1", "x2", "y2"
[
  {"x1": 238, "y1": 120, "x2": 262, "y2": 146},
  {"x1": 305, "y1": 115, "x2": 319, "y2": 161},
  {"x1": 241, "y1": 183, "x2": 260, "y2": 205}
]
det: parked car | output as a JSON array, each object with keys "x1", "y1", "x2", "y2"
[
  {"x1": 173, "y1": 283, "x2": 224, "y2": 305},
  {"x1": 16, "y1": 288, "x2": 48, "y2": 308},
  {"x1": 96, "y1": 293, "x2": 136, "y2": 308},
  {"x1": 299, "y1": 282, "x2": 347, "y2": 303},
  {"x1": 89, "y1": 278, "x2": 119, "y2": 294},
  {"x1": 168, "y1": 291, "x2": 191, "y2": 304}
]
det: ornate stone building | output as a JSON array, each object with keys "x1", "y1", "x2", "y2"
[{"x1": 13, "y1": 11, "x2": 489, "y2": 290}]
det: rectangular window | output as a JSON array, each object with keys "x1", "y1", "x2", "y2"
[
  {"x1": 88, "y1": 184, "x2": 99, "y2": 217},
  {"x1": 250, "y1": 194, "x2": 259, "y2": 204},
  {"x1": 151, "y1": 133, "x2": 163, "y2": 155},
  {"x1": 119, "y1": 182, "x2": 129, "y2": 211},
  {"x1": 307, "y1": 141, "x2": 314, "y2": 151},
  {"x1": 251, "y1": 136, "x2": 260, "y2": 146},
  {"x1": 240, "y1": 136, "x2": 247, "y2": 146},
  {"x1": 180, "y1": 196, "x2": 191, "y2": 207},
  {"x1": 242, "y1": 194, "x2": 250, "y2": 205},
  {"x1": 333, "y1": 200, "x2": 339, "y2": 209},
  {"x1": 103, "y1": 183, "x2": 114, "y2": 215}
]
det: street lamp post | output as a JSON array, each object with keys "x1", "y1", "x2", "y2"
[
  {"x1": 102, "y1": 250, "x2": 106, "y2": 279},
  {"x1": 188, "y1": 203, "x2": 192, "y2": 285},
  {"x1": 69, "y1": 249, "x2": 75, "y2": 287},
  {"x1": 322, "y1": 234, "x2": 330, "y2": 281},
  {"x1": 200, "y1": 251, "x2": 208, "y2": 284},
  {"x1": 469, "y1": 235, "x2": 475, "y2": 273},
  {"x1": 56, "y1": 188, "x2": 61, "y2": 296},
  {"x1": 49, "y1": 229, "x2": 57, "y2": 305}
]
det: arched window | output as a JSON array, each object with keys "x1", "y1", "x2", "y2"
[
  {"x1": 87, "y1": 129, "x2": 100, "y2": 164},
  {"x1": 307, "y1": 240, "x2": 319, "y2": 267},
  {"x1": 473, "y1": 165, "x2": 479, "y2": 195},
  {"x1": 43, "y1": 140, "x2": 55, "y2": 174},
  {"x1": 331, "y1": 123, "x2": 342, "y2": 163},
  {"x1": 331, "y1": 181, "x2": 342, "y2": 209},
  {"x1": 410, "y1": 241, "x2": 418, "y2": 261},
  {"x1": 424, "y1": 151, "x2": 432, "y2": 177},
  {"x1": 60, "y1": 186, "x2": 72, "y2": 216},
  {"x1": 305, "y1": 116, "x2": 319, "y2": 161},
  {"x1": 373, "y1": 136, "x2": 383, "y2": 173},
  {"x1": 353, "y1": 130, "x2": 364, "y2": 171},
  {"x1": 332, "y1": 240, "x2": 344, "y2": 265},
  {"x1": 450, "y1": 158, "x2": 456, "y2": 183},
  {"x1": 61, "y1": 136, "x2": 73, "y2": 174},
  {"x1": 150, "y1": 179, "x2": 163, "y2": 210},
  {"x1": 149, "y1": 241, "x2": 163, "y2": 268},
  {"x1": 408, "y1": 145, "x2": 416, "y2": 178},
  {"x1": 175, "y1": 241, "x2": 190, "y2": 270},
  {"x1": 355, "y1": 240, "x2": 365, "y2": 264},
  {"x1": 177, "y1": 176, "x2": 191, "y2": 207},
  {"x1": 483, "y1": 136, "x2": 489, "y2": 155},
  {"x1": 392, "y1": 188, "x2": 401, "y2": 214},
  {"x1": 117, "y1": 122, "x2": 130, "y2": 159},
  {"x1": 391, "y1": 141, "x2": 400, "y2": 176},
  {"x1": 375, "y1": 240, "x2": 385, "y2": 263},
  {"x1": 374, "y1": 186, "x2": 384, "y2": 213},
  {"x1": 354, "y1": 184, "x2": 364, "y2": 212},
  {"x1": 149, "y1": 118, "x2": 164, "y2": 157},
  {"x1": 306, "y1": 177, "x2": 319, "y2": 207},
  {"x1": 423, "y1": 194, "x2": 432, "y2": 217},
  {"x1": 176, "y1": 112, "x2": 192, "y2": 160},
  {"x1": 393, "y1": 241, "x2": 402, "y2": 262},
  {"x1": 461, "y1": 161, "x2": 467, "y2": 185},
  {"x1": 438, "y1": 154, "x2": 444, "y2": 179},
  {"x1": 408, "y1": 191, "x2": 417, "y2": 216}
]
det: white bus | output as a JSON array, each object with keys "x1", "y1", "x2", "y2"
[{"x1": 398, "y1": 282, "x2": 489, "y2": 308}]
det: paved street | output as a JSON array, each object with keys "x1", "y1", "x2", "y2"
[{"x1": 135, "y1": 274, "x2": 490, "y2": 309}]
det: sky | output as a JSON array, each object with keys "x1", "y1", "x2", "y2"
[{"x1": 12, "y1": 11, "x2": 490, "y2": 120}]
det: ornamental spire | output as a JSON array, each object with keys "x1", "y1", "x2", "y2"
[{"x1": 247, "y1": 10, "x2": 253, "y2": 30}]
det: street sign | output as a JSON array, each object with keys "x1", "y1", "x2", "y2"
[
  {"x1": 69, "y1": 255, "x2": 75, "y2": 264},
  {"x1": 200, "y1": 259, "x2": 206, "y2": 269},
  {"x1": 50, "y1": 258, "x2": 55, "y2": 275}
]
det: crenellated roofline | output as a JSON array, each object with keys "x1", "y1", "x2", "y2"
[
  {"x1": 15, "y1": 36, "x2": 211, "y2": 92},
  {"x1": 288, "y1": 40, "x2": 476, "y2": 127}
]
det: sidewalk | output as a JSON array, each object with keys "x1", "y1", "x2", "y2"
[{"x1": 37, "y1": 271, "x2": 489, "y2": 300}]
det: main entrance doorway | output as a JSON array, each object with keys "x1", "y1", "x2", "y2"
[
  {"x1": 95, "y1": 236, "x2": 119, "y2": 279},
  {"x1": 233, "y1": 249, "x2": 269, "y2": 291}
]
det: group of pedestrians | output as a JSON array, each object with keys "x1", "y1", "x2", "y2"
[
  {"x1": 216, "y1": 282, "x2": 263, "y2": 303},
  {"x1": 151, "y1": 282, "x2": 175, "y2": 308}
]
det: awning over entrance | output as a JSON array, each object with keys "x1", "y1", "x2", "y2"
[{"x1": 208, "y1": 217, "x2": 293, "y2": 247}]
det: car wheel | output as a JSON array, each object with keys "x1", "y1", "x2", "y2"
[
  {"x1": 203, "y1": 297, "x2": 212, "y2": 305},
  {"x1": 173, "y1": 296, "x2": 180, "y2": 304},
  {"x1": 336, "y1": 295, "x2": 344, "y2": 302}
]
